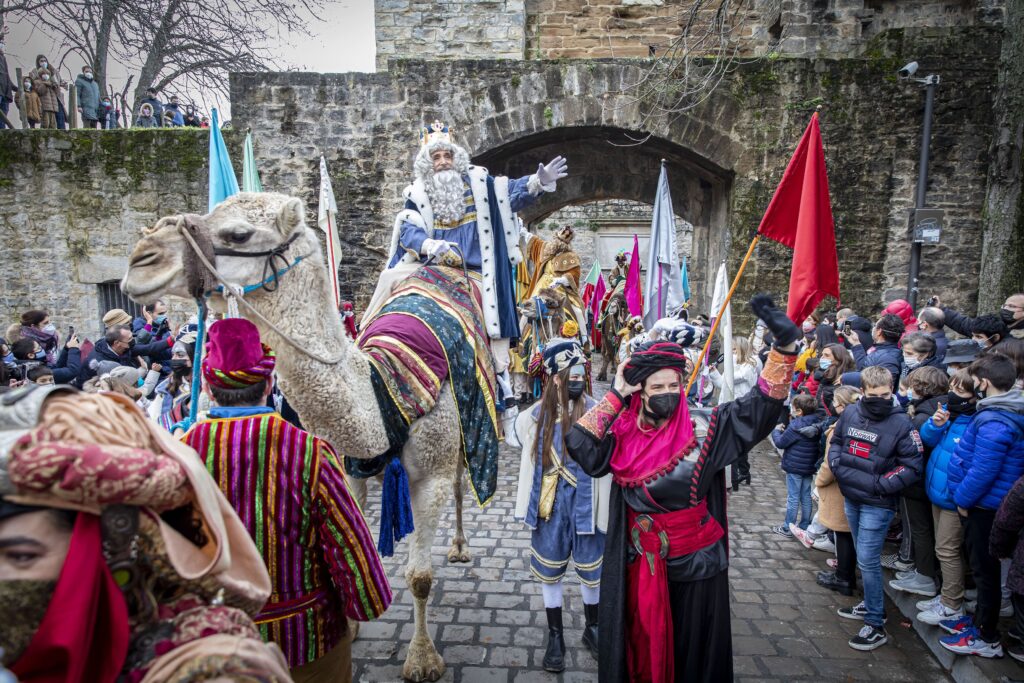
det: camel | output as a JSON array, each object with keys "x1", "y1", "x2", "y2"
[
  {"x1": 596, "y1": 291, "x2": 629, "y2": 381},
  {"x1": 122, "y1": 192, "x2": 473, "y2": 682}
]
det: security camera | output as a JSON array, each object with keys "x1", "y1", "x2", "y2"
[{"x1": 898, "y1": 61, "x2": 919, "y2": 78}]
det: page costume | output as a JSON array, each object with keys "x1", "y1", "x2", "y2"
[{"x1": 566, "y1": 341, "x2": 797, "y2": 682}]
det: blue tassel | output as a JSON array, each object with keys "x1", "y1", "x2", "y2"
[{"x1": 377, "y1": 455, "x2": 415, "y2": 557}]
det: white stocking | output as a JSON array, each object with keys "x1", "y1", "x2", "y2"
[
  {"x1": 580, "y1": 583, "x2": 600, "y2": 606},
  {"x1": 541, "y1": 581, "x2": 564, "y2": 609}
]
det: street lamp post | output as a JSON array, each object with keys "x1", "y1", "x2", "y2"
[{"x1": 903, "y1": 65, "x2": 940, "y2": 310}]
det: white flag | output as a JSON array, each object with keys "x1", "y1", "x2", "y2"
[
  {"x1": 643, "y1": 162, "x2": 685, "y2": 328},
  {"x1": 711, "y1": 261, "x2": 735, "y2": 404},
  {"x1": 318, "y1": 156, "x2": 341, "y2": 310}
]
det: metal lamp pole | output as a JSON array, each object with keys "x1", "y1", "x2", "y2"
[{"x1": 907, "y1": 73, "x2": 940, "y2": 310}]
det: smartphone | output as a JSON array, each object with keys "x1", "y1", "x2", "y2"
[
  {"x1": 68, "y1": 325, "x2": 75, "y2": 338},
  {"x1": 927, "y1": 296, "x2": 938, "y2": 307}
]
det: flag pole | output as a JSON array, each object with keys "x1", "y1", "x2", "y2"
[{"x1": 685, "y1": 234, "x2": 760, "y2": 395}]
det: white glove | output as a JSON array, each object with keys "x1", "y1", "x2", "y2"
[
  {"x1": 422, "y1": 238, "x2": 451, "y2": 259},
  {"x1": 537, "y1": 155, "x2": 568, "y2": 186},
  {"x1": 519, "y1": 224, "x2": 531, "y2": 243}
]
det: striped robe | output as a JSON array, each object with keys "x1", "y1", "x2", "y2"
[{"x1": 184, "y1": 407, "x2": 393, "y2": 666}]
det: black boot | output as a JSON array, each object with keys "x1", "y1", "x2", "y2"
[
  {"x1": 582, "y1": 602, "x2": 599, "y2": 657},
  {"x1": 543, "y1": 607, "x2": 566, "y2": 673},
  {"x1": 816, "y1": 570, "x2": 854, "y2": 596}
]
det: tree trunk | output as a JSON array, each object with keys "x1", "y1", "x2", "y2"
[{"x1": 92, "y1": 0, "x2": 120, "y2": 94}]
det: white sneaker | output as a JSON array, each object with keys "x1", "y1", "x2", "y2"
[
  {"x1": 812, "y1": 535, "x2": 836, "y2": 553},
  {"x1": 889, "y1": 571, "x2": 938, "y2": 597},
  {"x1": 915, "y1": 594, "x2": 943, "y2": 612},
  {"x1": 917, "y1": 601, "x2": 965, "y2": 626},
  {"x1": 896, "y1": 570, "x2": 917, "y2": 581},
  {"x1": 965, "y1": 599, "x2": 977, "y2": 613},
  {"x1": 1003, "y1": 599, "x2": 1015, "y2": 618}
]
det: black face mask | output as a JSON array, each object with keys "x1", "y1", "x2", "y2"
[
  {"x1": 169, "y1": 358, "x2": 190, "y2": 373},
  {"x1": 974, "y1": 384, "x2": 988, "y2": 401},
  {"x1": 1001, "y1": 308, "x2": 1017, "y2": 327},
  {"x1": 566, "y1": 380, "x2": 585, "y2": 400},
  {"x1": 860, "y1": 396, "x2": 892, "y2": 421},
  {"x1": 643, "y1": 392, "x2": 680, "y2": 420},
  {"x1": 947, "y1": 393, "x2": 976, "y2": 417}
]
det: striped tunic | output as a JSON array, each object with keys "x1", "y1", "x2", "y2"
[{"x1": 184, "y1": 407, "x2": 393, "y2": 666}]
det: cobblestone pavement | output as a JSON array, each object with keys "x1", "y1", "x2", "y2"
[{"x1": 352, "y1": 385, "x2": 951, "y2": 683}]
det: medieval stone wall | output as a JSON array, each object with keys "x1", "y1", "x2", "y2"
[
  {"x1": 374, "y1": 0, "x2": 526, "y2": 69},
  {"x1": 0, "y1": 130, "x2": 211, "y2": 338},
  {"x1": 228, "y1": 25, "x2": 1004, "y2": 322}
]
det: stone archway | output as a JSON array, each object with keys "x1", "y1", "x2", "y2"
[{"x1": 471, "y1": 125, "x2": 731, "y2": 310}]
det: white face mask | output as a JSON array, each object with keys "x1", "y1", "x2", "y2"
[
  {"x1": 84, "y1": 72, "x2": 93, "y2": 79},
  {"x1": 42, "y1": 74, "x2": 50, "y2": 81},
  {"x1": 40, "y1": 61, "x2": 48, "y2": 69}
]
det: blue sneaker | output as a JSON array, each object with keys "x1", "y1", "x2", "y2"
[
  {"x1": 938, "y1": 615, "x2": 974, "y2": 635},
  {"x1": 939, "y1": 626, "x2": 1004, "y2": 658}
]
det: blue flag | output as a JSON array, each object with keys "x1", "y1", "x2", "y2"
[
  {"x1": 208, "y1": 108, "x2": 239, "y2": 211},
  {"x1": 681, "y1": 255, "x2": 691, "y2": 303}
]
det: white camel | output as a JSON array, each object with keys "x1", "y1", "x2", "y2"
[{"x1": 122, "y1": 191, "x2": 475, "y2": 682}]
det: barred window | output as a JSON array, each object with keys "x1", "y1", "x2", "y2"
[{"x1": 97, "y1": 281, "x2": 142, "y2": 328}]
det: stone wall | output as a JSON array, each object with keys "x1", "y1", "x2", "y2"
[
  {"x1": 374, "y1": 0, "x2": 526, "y2": 69},
  {"x1": 0, "y1": 130, "x2": 211, "y2": 339},
  {"x1": 230, "y1": 25, "x2": 1006, "y2": 323}
]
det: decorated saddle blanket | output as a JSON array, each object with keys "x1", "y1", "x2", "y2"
[{"x1": 345, "y1": 265, "x2": 501, "y2": 507}]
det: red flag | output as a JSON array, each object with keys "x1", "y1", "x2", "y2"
[
  {"x1": 624, "y1": 235, "x2": 643, "y2": 317},
  {"x1": 757, "y1": 113, "x2": 840, "y2": 324},
  {"x1": 590, "y1": 274, "x2": 607, "y2": 349}
]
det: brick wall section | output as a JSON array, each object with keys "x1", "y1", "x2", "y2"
[{"x1": 374, "y1": 0, "x2": 526, "y2": 69}]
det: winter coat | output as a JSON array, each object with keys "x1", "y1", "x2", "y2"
[
  {"x1": 901, "y1": 394, "x2": 946, "y2": 501},
  {"x1": 850, "y1": 342, "x2": 902, "y2": 388},
  {"x1": 18, "y1": 88, "x2": 41, "y2": 122},
  {"x1": 844, "y1": 315, "x2": 875, "y2": 349},
  {"x1": 81, "y1": 336, "x2": 173, "y2": 384},
  {"x1": 49, "y1": 346, "x2": 81, "y2": 386},
  {"x1": 929, "y1": 329, "x2": 949, "y2": 364},
  {"x1": 990, "y1": 474, "x2": 1024, "y2": 596},
  {"x1": 163, "y1": 103, "x2": 184, "y2": 126},
  {"x1": 32, "y1": 71, "x2": 59, "y2": 113},
  {"x1": 815, "y1": 431, "x2": 850, "y2": 532},
  {"x1": 947, "y1": 390, "x2": 1024, "y2": 511},
  {"x1": 772, "y1": 414, "x2": 821, "y2": 476},
  {"x1": 140, "y1": 96, "x2": 163, "y2": 121},
  {"x1": 921, "y1": 413, "x2": 972, "y2": 511},
  {"x1": 74, "y1": 74, "x2": 101, "y2": 121},
  {"x1": 135, "y1": 113, "x2": 159, "y2": 128},
  {"x1": 0, "y1": 54, "x2": 13, "y2": 100},
  {"x1": 882, "y1": 299, "x2": 918, "y2": 341},
  {"x1": 708, "y1": 361, "x2": 759, "y2": 403},
  {"x1": 827, "y1": 400, "x2": 923, "y2": 509}
]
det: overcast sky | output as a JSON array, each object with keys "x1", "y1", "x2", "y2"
[{"x1": 3, "y1": 0, "x2": 376, "y2": 123}]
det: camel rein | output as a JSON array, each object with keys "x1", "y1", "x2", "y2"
[{"x1": 177, "y1": 223, "x2": 347, "y2": 366}]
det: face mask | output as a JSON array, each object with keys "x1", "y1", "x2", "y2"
[
  {"x1": 903, "y1": 356, "x2": 921, "y2": 370},
  {"x1": 0, "y1": 579, "x2": 56, "y2": 667},
  {"x1": 2, "y1": 352, "x2": 13, "y2": 364},
  {"x1": 802, "y1": 322, "x2": 815, "y2": 333},
  {"x1": 34, "y1": 351, "x2": 46, "y2": 360},
  {"x1": 102, "y1": 100, "x2": 111, "y2": 107},
  {"x1": 905, "y1": 389, "x2": 915, "y2": 401},
  {"x1": 0, "y1": 41, "x2": 5, "y2": 51},
  {"x1": 566, "y1": 380, "x2": 585, "y2": 400},
  {"x1": 23, "y1": 82, "x2": 31, "y2": 90},
  {"x1": 154, "y1": 314, "x2": 167, "y2": 325},
  {"x1": 977, "y1": 336, "x2": 994, "y2": 350},
  {"x1": 42, "y1": 323, "x2": 56, "y2": 335},
  {"x1": 1001, "y1": 308, "x2": 1017, "y2": 326},
  {"x1": 818, "y1": 358, "x2": 832, "y2": 371},
  {"x1": 84, "y1": 72, "x2": 93, "y2": 80},
  {"x1": 40, "y1": 61, "x2": 48, "y2": 69},
  {"x1": 860, "y1": 396, "x2": 892, "y2": 421},
  {"x1": 947, "y1": 393, "x2": 976, "y2": 417},
  {"x1": 41, "y1": 75, "x2": 50, "y2": 81},
  {"x1": 974, "y1": 382, "x2": 988, "y2": 401},
  {"x1": 643, "y1": 392, "x2": 680, "y2": 420}
]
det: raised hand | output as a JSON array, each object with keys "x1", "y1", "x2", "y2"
[{"x1": 537, "y1": 156, "x2": 568, "y2": 186}]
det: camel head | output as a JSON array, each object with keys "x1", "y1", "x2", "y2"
[{"x1": 122, "y1": 192, "x2": 320, "y2": 307}]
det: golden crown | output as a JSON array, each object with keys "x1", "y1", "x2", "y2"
[{"x1": 420, "y1": 120, "x2": 452, "y2": 147}]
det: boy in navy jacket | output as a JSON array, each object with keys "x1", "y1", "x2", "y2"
[
  {"x1": 940, "y1": 352, "x2": 1024, "y2": 658},
  {"x1": 829, "y1": 365, "x2": 923, "y2": 652},
  {"x1": 771, "y1": 393, "x2": 820, "y2": 537}
]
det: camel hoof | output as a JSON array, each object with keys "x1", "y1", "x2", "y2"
[
  {"x1": 347, "y1": 618, "x2": 361, "y2": 642},
  {"x1": 403, "y1": 641, "x2": 445, "y2": 682},
  {"x1": 447, "y1": 540, "x2": 472, "y2": 564}
]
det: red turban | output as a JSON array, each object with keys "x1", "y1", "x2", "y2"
[{"x1": 201, "y1": 319, "x2": 276, "y2": 389}]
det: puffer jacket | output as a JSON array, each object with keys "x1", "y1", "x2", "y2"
[
  {"x1": 921, "y1": 413, "x2": 972, "y2": 510},
  {"x1": 772, "y1": 414, "x2": 821, "y2": 476},
  {"x1": 827, "y1": 400, "x2": 923, "y2": 509},
  {"x1": 882, "y1": 299, "x2": 918, "y2": 341},
  {"x1": 851, "y1": 342, "x2": 902, "y2": 388},
  {"x1": 990, "y1": 474, "x2": 1024, "y2": 596},
  {"x1": 815, "y1": 429, "x2": 849, "y2": 532},
  {"x1": 947, "y1": 390, "x2": 1024, "y2": 511},
  {"x1": 74, "y1": 74, "x2": 101, "y2": 120}
]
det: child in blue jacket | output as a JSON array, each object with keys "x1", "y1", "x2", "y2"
[
  {"x1": 771, "y1": 394, "x2": 820, "y2": 536},
  {"x1": 941, "y1": 353, "x2": 1024, "y2": 658},
  {"x1": 918, "y1": 369, "x2": 976, "y2": 626}
]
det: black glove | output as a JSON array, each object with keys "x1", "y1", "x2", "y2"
[{"x1": 749, "y1": 294, "x2": 801, "y2": 347}]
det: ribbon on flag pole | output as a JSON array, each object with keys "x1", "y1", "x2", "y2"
[
  {"x1": 241, "y1": 130, "x2": 263, "y2": 193},
  {"x1": 318, "y1": 156, "x2": 342, "y2": 310},
  {"x1": 207, "y1": 108, "x2": 239, "y2": 211}
]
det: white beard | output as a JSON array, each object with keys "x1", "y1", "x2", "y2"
[{"x1": 424, "y1": 169, "x2": 465, "y2": 225}]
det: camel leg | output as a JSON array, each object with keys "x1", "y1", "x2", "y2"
[
  {"x1": 596, "y1": 351, "x2": 609, "y2": 382},
  {"x1": 402, "y1": 473, "x2": 448, "y2": 682},
  {"x1": 447, "y1": 459, "x2": 471, "y2": 563}
]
